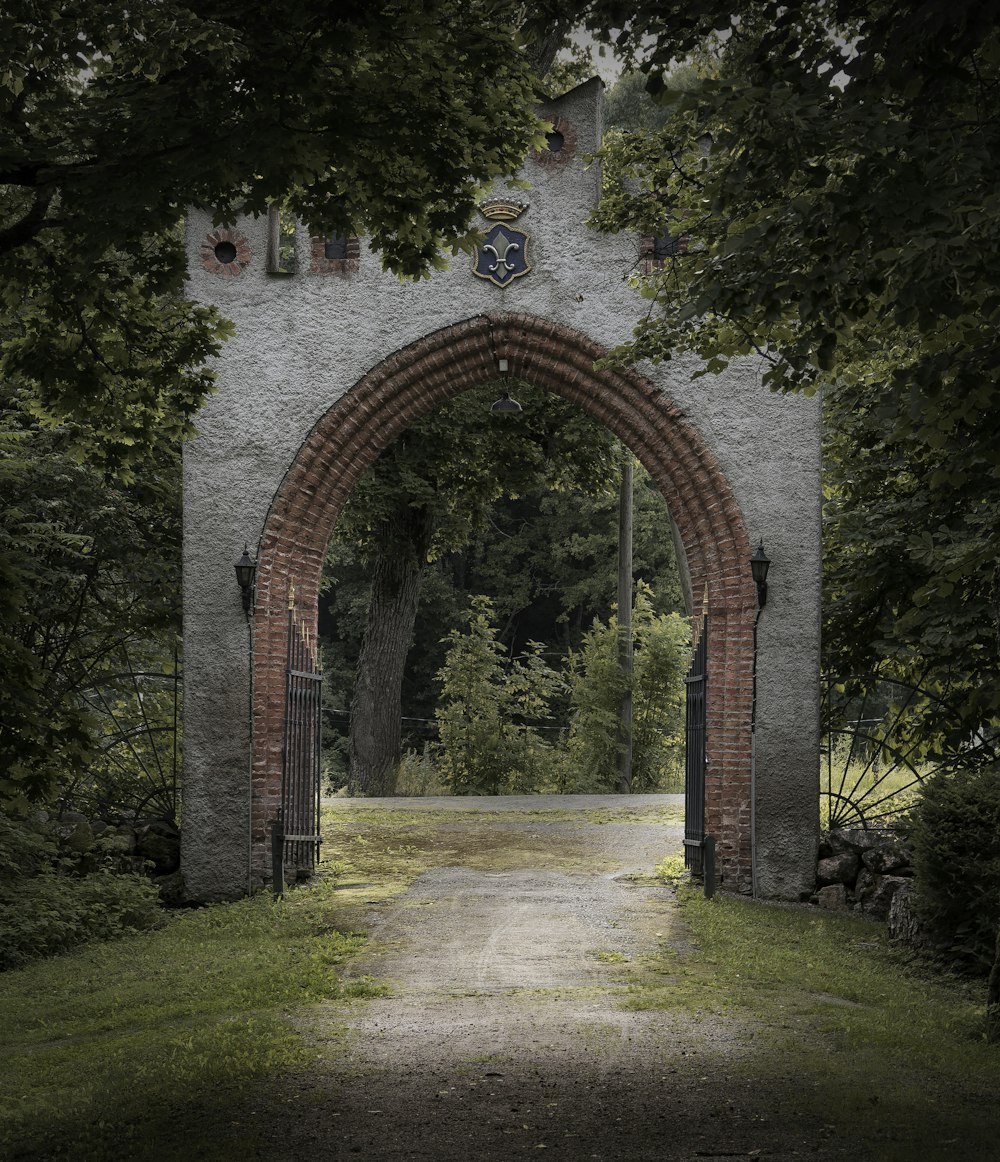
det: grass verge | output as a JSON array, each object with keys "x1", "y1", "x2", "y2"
[
  {"x1": 0, "y1": 877, "x2": 378, "y2": 1161},
  {"x1": 628, "y1": 885, "x2": 999, "y2": 1161}
]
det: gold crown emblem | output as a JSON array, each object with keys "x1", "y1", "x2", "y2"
[{"x1": 479, "y1": 198, "x2": 528, "y2": 222}]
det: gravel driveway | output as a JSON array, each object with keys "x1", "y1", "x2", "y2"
[{"x1": 256, "y1": 796, "x2": 865, "y2": 1161}]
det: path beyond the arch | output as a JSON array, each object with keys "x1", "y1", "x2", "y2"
[{"x1": 253, "y1": 796, "x2": 873, "y2": 1160}]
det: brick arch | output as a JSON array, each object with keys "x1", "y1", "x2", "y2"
[{"x1": 252, "y1": 314, "x2": 756, "y2": 890}]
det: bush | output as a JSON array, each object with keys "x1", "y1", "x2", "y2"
[
  {"x1": 0, "y1": 812, "x2": 59, "y2": 878},
  {"x1": 0, "y1": 812, "x2": 165, "y2": 971},
  {"x1": 0, "y1": 868, "x2": 164, "y2": 971},
  {"x1": 905, "y1": 762, "x2": 1000, "y2": 974},
  {"x1": 564, "y1": 587, "x2": 688, "y2": 792},
  {"x1": 435, "y1": 597, "x2": 564, "y2": 794},
  {"x1": 395, "y1": 746, "x2": 450, "y2": 796}
]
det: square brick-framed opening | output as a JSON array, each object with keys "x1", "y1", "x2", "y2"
[
  {"x1": 308, "y1": 234, "x2": 361, "y2": 275},
  {"x1": 250, "y1": 314, "x2": 757, "y2": 893}
]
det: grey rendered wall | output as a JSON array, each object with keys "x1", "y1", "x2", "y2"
[{"x1": 181, "y1": 78, "x2": 820, "y2": 900}]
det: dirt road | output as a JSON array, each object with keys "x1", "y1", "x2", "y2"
[{"x1": 259, "y1": 796, "x2": 865, "y2": 1161}]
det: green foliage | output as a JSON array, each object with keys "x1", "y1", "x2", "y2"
[
  {"x1": 604, "y1": 62, "x2": 711, "y2": 133},
  {"x1": 653, "y1": 852, "x2": 686, "y2": 885},
  {"x1": 1, "y1": 1, "x2": 543, "y2": 280},
  {"x1": 1, "y1": 231, "x2": 229, "y2": 478},
  {"x1": 0, "y1": 405, "x2": 181, "y2": 810},
  {"x1": 0, "y1": 812, "x2": 165, "y2": 971},
  {"x1": 334, "y1": 382, "x2": 621, "y2": 562},
  {"x1": 823, "y1": 368, "x2": 1000, "y2": 744},
  {"x1": 587, "y1": 3, "x2": 1000, "y2": 739},
  {"x1": 321, "y1": 459, "x2": 684, "y2": 763},
  {"x1": 1, "y1": 3, "x2": 554, "y2": 806},
  {"x1": 630, "y1": 592, "x2": 689, "y2": 790},
  {"x1": 330, "y1": 383, "x2": 624, "y2": 792},
  {"x1": 626, "y1": 882, "x2": 1000, "y2": 1158},
  {"x1": 435, "y1": 596, "x2": 565, "y2": 794},
  {"x1": 563, "y1": 612, "x2": 625, "y2": 790},
  {"x1": 395, "y1": 747, "x2": 450, "y2": 797},
  {"x1": 904, "y1": 764, "x2": 1000, "y2": 975},
  {"x1": 0, "y1": 868, "x2": 164, "y2": 972},
  {"x1": 538, "y1": 39, "x2": 595, "y2": 98},
  {"x1": 74, "y1": 648, "x2": 181, "y2": 819},
  {"x1": 431, "y1": 586, "x2": 688, "y2": 795},
  {"x1": 0, "y1": 812, "x2": 57, "y2": 878},
  {"x1": 565, "y1": 586, "x2": 688, "y2": 792},
  {"x1": 470, "y1": 467, "x2": 686, "y2": 648}
]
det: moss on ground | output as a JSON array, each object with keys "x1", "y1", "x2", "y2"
[
  {"x1": 0, "y1": 802, "x2": 660, "y2": 1158},
  {"x1": 322, "y1": 810, "x2": 631, "y2": 913}
]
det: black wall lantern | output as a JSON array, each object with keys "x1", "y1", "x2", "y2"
[
  {"x1": 750, "y1": 539, "x2": 770, "y2": 609},
  {"x1": 235, "y1": 544, "x2": 257, "y2": 615}
]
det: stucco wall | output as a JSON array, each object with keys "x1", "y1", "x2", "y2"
[{"x1": 181, "y1": 78, "x2": 820, "y2": 901}]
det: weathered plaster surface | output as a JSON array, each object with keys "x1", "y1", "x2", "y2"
[{"x1": 182, "y1": 78, "x2": 820, "y2": 901}]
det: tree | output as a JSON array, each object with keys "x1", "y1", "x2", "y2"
[
  {"x1": 563, "y1": 585, "x2": 687, "y2": 793},
  {"x1": 468, "y1": 465, "x2": 685, "y2": 650},
  {"x1": 2, "y1": 2, "x2": 542, "y2": 273},
  {"x1": 333, "y1": 382, "x2": 621, "y2": 795},
  {"x1": 0, "y1": 3, "x2": 561, "y2": 802},
  {"x1": 319, "y1": 460, "x2": 683, "y2": 789},
  {"x1": 586, "y1": 1, "x2": 1000, "y2": 743},
  {"x1": 581, "y1": 2, "x2": 1000, "y2": 1014},
  {"x1": 1, "y1": 2, "x2": 550, "y2": 464},
  {"x1": 435, "y1": 596, "x2": 564, "y2": 795},
  {"x1": 0, "y1": 393, "x2": 181, "y2": 810}
]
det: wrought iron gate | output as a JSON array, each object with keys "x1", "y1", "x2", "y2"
[
  {"x1": 276, "y1": 597, "x2": 323, "y2": 888},
  {"x1": 683, "y1": 610, "x2": 708, "y2": 875}
]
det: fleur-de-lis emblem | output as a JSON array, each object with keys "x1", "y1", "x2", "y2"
[
  {"x1": 473, "y1": 200, "x2": 531, "y2": 288},
  {"x1": 484, "y1": 230, "x2": 521, "y2": 276}
]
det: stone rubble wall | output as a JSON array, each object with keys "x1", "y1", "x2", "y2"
[
  {"x1": 813, "y1": 826, "x2": 927, "y2": 947},
  {"x1": 27, "y1": 810, "x2": 185, "y2": 904}
]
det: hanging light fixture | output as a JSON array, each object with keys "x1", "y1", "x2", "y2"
[
  {"x1": 235, "y1": 544, "x2": 257, "y2": 615},
  {"x1": 490, "y1": 391, "x2": 522, "y2": 413},
  {"x1": 750, "y1": 540, "x2": 770, "y2": 608}
]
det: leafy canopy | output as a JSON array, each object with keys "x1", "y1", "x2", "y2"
[
  {"x1": 334, "y1": 381, "x2": 623, "y2": 562},
  {"x1": 1, "y1": 0, "x2": 544, "y2": 276},
  {"x1": 1, "y1": 2, "x2": 550, "y2": 470},
  {"x1": 586, "y1": 1, "x2": 1000, "y2": 739}
]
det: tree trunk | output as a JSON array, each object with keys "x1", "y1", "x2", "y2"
[{"x1": 347, "y1": 508, "x2": 432, "y2": 796}]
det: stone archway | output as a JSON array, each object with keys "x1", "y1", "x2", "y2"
[{"x1": 250, "y1": 313, "x2": 757, "y2": 893}]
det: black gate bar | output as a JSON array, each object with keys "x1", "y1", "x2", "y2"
[
  {"x1": 683, "y1": 607, "x2": 708, "y2": 876},
  {"x1": 275, "y1": 592, "x2": 323, "y2": 894}
]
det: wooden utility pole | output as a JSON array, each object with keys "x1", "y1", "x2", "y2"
[{"x1": 617, "y1": 454, "x2": 634, "y2": 792}]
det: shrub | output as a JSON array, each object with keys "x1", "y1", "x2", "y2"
[
  {"x1": 435, "y1": 597, "x2": 564, "y2": 794},
  {"x1": 564, "y1": 586, "x2": 688, "y2": 792},
  {"x1": 0, "y1": 812, "x2": 165, "y2": 971},
  {"x1": 395, "y1": 746, "x2": 450, "y2": 796},
  {"x1": 0, "y1": 812, "x2": 59, "y2": 878},
  {"x1": 904, "y1": 762, "x2": 1000, "y2": 974},
  {"x1": 563, "y1": 615, "x2": 626, "y2": 791},
  {"x1": 0, "y1": 868, "x2": 164, "y2": 971}
]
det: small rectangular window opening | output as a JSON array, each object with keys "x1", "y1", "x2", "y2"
[
  {"x1": 653, "y1": 230, "x2": 681, "y2": 260},
  {"x1": 324, "y1": 236, "x2": 349, "y2": 261}
]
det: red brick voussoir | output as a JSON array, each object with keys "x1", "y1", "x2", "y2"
[{"x1": 252, "y1": 314, "x2": 757, "y2": 891}]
